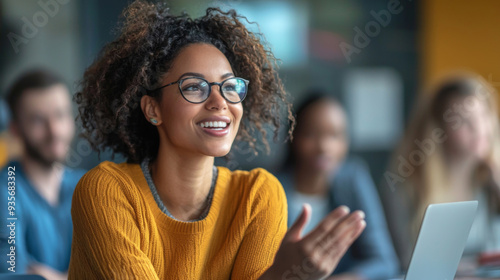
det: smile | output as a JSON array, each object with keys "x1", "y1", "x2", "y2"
[
  {"x1": 198, "y1": 121, "x2": 228, "y2": 130},
  {"x1": 196, "y1": 118, "x2": 231, "y2": 137}
]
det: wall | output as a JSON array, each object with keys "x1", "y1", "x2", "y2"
[{"x1": 421, "y1": 0, "x2": 500, "y2": 99}]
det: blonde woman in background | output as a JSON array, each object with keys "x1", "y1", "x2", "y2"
[{"x1": 383, "y1": 72, "x2": 500, "y2": 269}]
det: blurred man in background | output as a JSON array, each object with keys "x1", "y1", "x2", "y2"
[{"x1": 0, "y1": 69, "x2": 85, "y2": 279}]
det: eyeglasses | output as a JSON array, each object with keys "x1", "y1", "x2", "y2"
[{"x1": 147, "y1": 76, "x2": 249, "y2": 104}]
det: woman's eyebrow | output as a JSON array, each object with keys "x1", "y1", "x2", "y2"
[
  {"x1": 178, "y1": 72, "x2": 204, "y2": 79},
  {"x1": 177, "y1": 72, "x2": 235, "y2": 80},
  {"x1": 221, "y1": 72, "x2": 234, "y2": 79}
]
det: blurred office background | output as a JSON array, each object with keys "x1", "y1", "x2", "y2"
[{"x1": 1, "y1": 0, "x2": 499, "y2": 188}]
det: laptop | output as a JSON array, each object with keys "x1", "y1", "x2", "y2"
[{"x1": 392, "y1": 201, "x2": 478, "y2": 280}]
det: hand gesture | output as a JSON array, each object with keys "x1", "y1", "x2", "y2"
[{"x1": 261, "y1": 204, "x2": 366, "y2": 280}]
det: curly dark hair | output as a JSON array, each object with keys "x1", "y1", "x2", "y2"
[{"x1": 75, "y1": 0, "x2": 294, "y2": 163}]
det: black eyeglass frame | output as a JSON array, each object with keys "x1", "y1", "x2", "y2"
[{"x1": 146, "y1": 76, "x2": 249, "y2": 104}]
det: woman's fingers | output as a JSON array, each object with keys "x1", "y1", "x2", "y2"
[
  {"x1": 309, "y1": 209, "x2": 366, "y2": 263},
  {"x1": 325, "y1": 218, "x2": 366, "y2": 261},
  {"x1": 320, "y1": 210, "x2": 365, "y2": 253},
  {"x1": 285, "y1": 203, "x2": 312, "y2": 242},
  {"x1": 302, "y1": 206, "x2": 350, "y2": 246},
  {"x1": 267, "y1": 205, "x2": 367, "y2": 280}
]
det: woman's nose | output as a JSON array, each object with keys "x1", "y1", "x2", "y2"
[{"x1": 205, "y1": 84, "x2": 227, "y2": 110}]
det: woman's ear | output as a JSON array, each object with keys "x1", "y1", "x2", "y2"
[{"x1": 140, "y1": 95, "x2": 163, "y2": 125}]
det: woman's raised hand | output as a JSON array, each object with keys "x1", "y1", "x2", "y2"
[{"x1": 261, "y1": 204, "x2": 366, "y2": 280}]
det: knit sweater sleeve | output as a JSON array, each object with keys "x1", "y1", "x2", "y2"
[
  {"x1": 231, "y1": 168, "x2": 288, "y2": 279},
  {"x1": 0, "y1": 137, "x2": 7, "y2": 168},
  {"x1": 68, "y1": 164, "x2": 160, "y2": 279}
]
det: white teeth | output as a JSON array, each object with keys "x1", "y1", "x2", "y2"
[{"x1": 198, "y1": 121, "x2": 228, "y2": 128}]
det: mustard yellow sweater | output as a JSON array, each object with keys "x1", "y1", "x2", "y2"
[
  {"x1": 68, "y1": 161, "x2": 287, "y2": 279},
  {"x1": 0, "y1": 137, "x2": 6, "y2": 169}
]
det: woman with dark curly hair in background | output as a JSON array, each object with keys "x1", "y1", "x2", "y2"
[{"x1": 68, "y1": 1, "x2": 366, "y2": 279}]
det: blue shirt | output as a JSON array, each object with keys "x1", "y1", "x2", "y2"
[
  {"x1": 0, "y1": 160, "x2": 86, "y2": 273},
  {"x1": 277, "y1": 157, "x2": 399, "y2": 280}
]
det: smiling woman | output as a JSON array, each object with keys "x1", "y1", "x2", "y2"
[
  {"x1": 75, "y1": 1, "x2": 290, "y2": 163},
  {"x1": 68, "y1": 1, "x2": 366, "y2": 279}
]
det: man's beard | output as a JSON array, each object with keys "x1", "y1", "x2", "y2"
[{"x1": 22, "y1": 134, "x2": 67, "y2": 168}]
